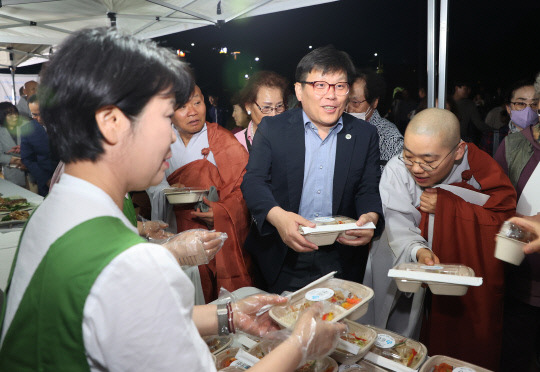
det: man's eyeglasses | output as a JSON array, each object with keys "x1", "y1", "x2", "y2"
[
  {"x1": 398, "y1": 142, "x2": 460, "y2": 172},
  {"x1": 254, "y1": 102, "x2": 286, "y2": 115},
  {"x1": 299, "y1": 81, "x2": 350, "y2": 96},
  {"x1": 510, "y1": 101, "x2": 539, "y2": 111}
]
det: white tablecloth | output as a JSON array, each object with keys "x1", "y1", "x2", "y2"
[{"x1": 0, "y1": 178, "x2": 44, "y2": 291}]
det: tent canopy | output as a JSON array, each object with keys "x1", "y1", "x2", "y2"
[{"x1": 0, "y1": 0, "x2": 337, "y2": 45}]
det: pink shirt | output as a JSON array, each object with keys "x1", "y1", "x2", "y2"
[{"x1": 234, "y1": 121, "x2": 255, "y2": 152}]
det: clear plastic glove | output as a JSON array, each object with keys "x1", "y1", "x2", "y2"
[
  {"x1": 139, "y1": 219, "x2": 173, "y2": 240},
  {"x1": 161, "y1": 229, "x2": 227, "y2": 266},
  {"x1": 286, "y1": 302, "x2": 347, "y2": 365},
  {"x1": 230, "y1": 294, "x2": 290, "y2": 338}
]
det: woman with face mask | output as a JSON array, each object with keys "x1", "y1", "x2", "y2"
[
  {"x1": 346, "y1": 70, "x2": 403, "y2": 171},
  {"x1": 505, "y1": 80, "x2": 539, "y2": 133},
  {"x1": 495, "y1": 74, "x2": 540, "y2": 372}
]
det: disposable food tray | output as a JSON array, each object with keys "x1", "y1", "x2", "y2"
[
  {"x1": 364, "y1": 325, "x2": 427, "y2": 371},
  {"x1": 388, "y1": 263, "x2": 482, "y2": 296},
  {"x1": 331, "y1": 319, "x2": 377, "y2": 364},
  {"x1": 299, "y1": 216, "x2": 373, "y2": 246},
  {"x1": 164, "y1": 187, "x2": 208, "y2": 204},
  {"x1": 269, "y1": 277, "x2": 374, "y2": 328},
  {"x1": 204, "y1": 335, "x2": 232, "y2": 355},
  {"x1": 419, "y1": 355, "x2": 492, "y2": 372}
]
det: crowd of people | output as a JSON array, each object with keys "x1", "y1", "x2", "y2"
[{"x1": 0, "y1": 26, "x2": 539, "y2": 372}]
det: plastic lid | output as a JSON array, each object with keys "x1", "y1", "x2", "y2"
[
  {"x1": 392, "y1": 263, "x2": 475, "y2": 276},
  {"x1": 388, "y1": 263, "x2": 482, "y2": 287},
  {"x1": 498, "y1": 221, "x2": 534, "y2": 243},
  {"x1": 365, "y1": 325, "x2": 427, "y2": 371}
]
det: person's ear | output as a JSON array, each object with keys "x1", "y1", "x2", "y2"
[
  {"x1": 372, "y1": 98, "x2": 379, "y2": 109},
  {"x1": 454, "y1": 141, "x2": 467, "y2": 161},
  {"x1": 505, "y1": 104, "x2": 511, "y2": 116},
  {"x1": 95, "y1": 106, "x2": 129, "y2": 145},
  {"x1": 295, "y1": 82, "x2": 303, "y2": 102}
]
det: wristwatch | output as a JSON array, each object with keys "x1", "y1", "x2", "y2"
[{"x1": 217, "y1": 303, "x2": 230, "y2": 335}]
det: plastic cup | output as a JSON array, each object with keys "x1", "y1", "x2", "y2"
[{"x1": 494, "y1": 235, "x2": 525, "y2": 265}]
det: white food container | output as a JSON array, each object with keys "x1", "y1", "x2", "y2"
[
  {"x1": 494, "y1": 220, "x2": 535, "y2": 265},
  {"x1": 388, "y1": 263, "x2": 482, "y2": 296},
  {"x1": 215, "y1": 347, "x2": 241, "y2": 370},
  {"x1": 338, "y1": 360, "x2": 389, "y2": 371},
  {"x1": 248, "y1": 340, "x2": 338, "y2": 371},
  {"x1": 419, "y1": 355, "x2": 492, "y2": 372},
  {"x1": 364, "y1": 326, "x2": 427, "y2": 371},
  {"x1": 331, "y1": 319, "x2": 377, "y2": 364},
  {"x1": 164, "y1": 187, "x2": 209, "y2": 204},
  {"x1": 495, "y1": 235, "x2": 525, "y2": 265},
  {"x1": 299, "y1": 216, "x2": 375, "y2": 246},
  {"x1": 269, "y1": 277, "x2": 374, "y2": 328}
]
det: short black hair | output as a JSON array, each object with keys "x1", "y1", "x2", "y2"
[
  {"x1": 354, "y1": 69, "x2": 386, "y2": 104},
  {"x1": 295, "y1": 45, "x2": 355, "y2": 85},
  {"x1": 0, "y1": 101, "x2": 18, "y2": 127},
  {"x1": 39, "y1": 27, "x2": 193, "y2": 163}
]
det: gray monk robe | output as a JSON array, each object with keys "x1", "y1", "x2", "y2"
[{"x1": 360, "y1": 145, "x2": 482, "y2": 338}]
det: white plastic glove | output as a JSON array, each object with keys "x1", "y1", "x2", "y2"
[
  {"x1": 161, "y1": 229, "x2": 227, "y2": 266},
  {"x1": 139, "y1": 220, "x2": 173, "y2": 240},
  {"x1": 286, "y1": 302, "x2": 347, "y2": 365}
]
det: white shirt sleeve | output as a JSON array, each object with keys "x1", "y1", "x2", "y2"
[
  {"x1": 380, "y1": 158, "x2": 430, "y2": 264},
  {"x1": 82, "y1": 242, "x2": 216, "y2": 372}
]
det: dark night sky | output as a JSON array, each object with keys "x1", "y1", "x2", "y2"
[
  {"x1": 4, "y1": 0, "x2": 539, "y2": 107},
  {"x1": 153, "y1": 0, "x2": 539, "y2": 106}
]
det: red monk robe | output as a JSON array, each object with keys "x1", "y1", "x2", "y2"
[
  {"x1": 167, "y1": 122, "x2": 252, "y2": 302},
  {"x1": 419, "y1": 143, "x2": 516, "y2": 371}
]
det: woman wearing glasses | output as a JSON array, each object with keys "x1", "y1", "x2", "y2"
[
  {"x1": 495, "y1": 75, "x2": 540, "y2": 372},
  {"x1": 235, "y1": 71, "x2": 288, "y2": 152}
]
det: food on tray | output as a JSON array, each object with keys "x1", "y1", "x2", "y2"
[
  {"x1": 340, "y1": 332, "x2": 368, "y2": 348},
  {"x1": 295, "y1": 359, "x2": 335, "y2": 372},
  {"x1": 280, "y1": 288, "x2": 361, "y2": 326},
  {"x1": 222, "y1": 357, "x2": 237, "y2": 368},
  {"x1": 204, "y1": 335, "x2": 231, "y2": 354},
  {"x1": 0, "y1": 197, "x2": 29, "y2": 212},
  {"x1": 432, "y1": 363, "x2": 453, "y2": 372},
  {"x1": 2, "y1": 210, "x2": 30, "y2": 221},
  {"x1": 373, "y1": 337, "x2": 420, "y2": 367}
]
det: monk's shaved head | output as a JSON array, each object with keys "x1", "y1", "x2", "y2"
[{"x1": 405, "y1": 108, "x2": 461, "y2": 149}]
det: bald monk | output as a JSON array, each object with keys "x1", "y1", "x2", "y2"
[
  {"x1": 362, "y1": 108, "x2": 516, "y2": 370},
  {"x1": 147, "y1": 85, "x2": 252, "y2": 303}
]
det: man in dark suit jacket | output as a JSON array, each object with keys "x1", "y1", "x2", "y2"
[
  {"x1": 21, "y1": 95, "x2": 57, "y2": 196},
  {"x1": 241, "y1": 46, "x2": 384, "y2": 293}
]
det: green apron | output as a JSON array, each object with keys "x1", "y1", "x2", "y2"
[{"x1": 0, "y1": 216, "x2": 144, "y2": 371}]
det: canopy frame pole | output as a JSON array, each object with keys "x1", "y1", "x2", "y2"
[
  {"x1": 427, "y1": 0, "x2": 436, "y2": 108},
  {"x1": 437, "y1": 0, "x2": 449, "y2": 109},
  {"x1": 146, "y1": 0, "x2": 216, "y2": 24}
]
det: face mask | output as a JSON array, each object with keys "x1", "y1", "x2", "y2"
[
  {"x1": 349, "y1": 112, "x2": 366, "y2": 120},
  {"x1": 348, "y1": 106, "x2": 373, "y2": 121},
  {"x1": 511, "y1": 106, "x2": 539, "y2": 129}
]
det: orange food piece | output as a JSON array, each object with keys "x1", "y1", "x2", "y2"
[
  {"x1": 322, "y1": 312, "x2": 334, "y2": 321},
  {"x1": 346, "y1": 297, "x2": 360, "y2": 304},
  {"x1": 223, "y1": 357, "x2": 237, "y2": 367},
  {"x1": 341, "y1": 302, "x2": 353, "y2": 309}
]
